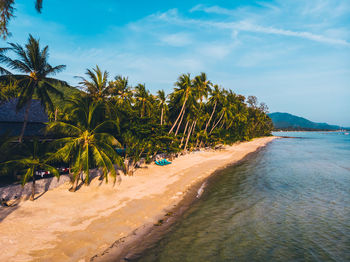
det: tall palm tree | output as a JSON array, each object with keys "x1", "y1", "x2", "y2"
[
  {"x1": 1, "y1": 139, "x2": 59, "y2": 201},
  {"x1": 168, "y1": 73, "x2": 194, "y2": 134},
  {"x1": 209, "y1": 95, "x2": 234, "y2": 134},
  {"x1": 157, "y1": 90, "x2": 168, "y2": 125},
  {"x1": 47, "y1": 96, "x2": 122, "y2": 192},
  {"x1": 193, "y1": 72, "x2": 211, "y2": 105},
  {"x1": 1, "y1": 0, "x2": 43, "y2": 39},
  {"x1": 109, "y1": 75, "x2": 133, "y2": 108},
  {"x1": 204, "y1": 84, "x2": 222, "y2": 134},
  {"x1": 77, "y1": 65, "x2": 111, "y2": 102},
  {"x1": 134, "y1": 83, "x2": 152, "y2": 117},
  {"x1": 0, "y1": 34, "x2": 67, "y2": 142}
]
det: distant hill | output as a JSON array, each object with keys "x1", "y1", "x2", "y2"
[{"x1": 268, "y1": 112, "x2": 345, "y2": 131}]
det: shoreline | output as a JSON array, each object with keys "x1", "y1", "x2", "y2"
[
  {"x1": 0, "y1": 136, "x2": 277, "y2": 262},
  {"x1": 92, "y1": 141, "x2": 274, "y2": 262}
]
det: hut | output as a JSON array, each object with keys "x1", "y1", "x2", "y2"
[{"x1": 0, "y1": 99, "x2": 48, "y2": 137}]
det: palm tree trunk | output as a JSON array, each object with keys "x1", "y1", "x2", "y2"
[
  {"x1": 169, "y1": 98, "x2": 187, "y2": 134},
  {"x1": 141, "y1": 102, "x2": 145, "y2": 117},
  {"x1": 19, "y1": 99, "x2": 32, "y2": 143},
  {"x1": 184, "y1": 120, "x2": 196, "y2": 151},
  {"x1": 30, "y1": 173, "x2": 36, "y2": 201},
  {"x1": 219, "y1": 120, "x2": 225, "y2": 129},
  {"x1": 160, "y1": 108, "x2": 164, "y2": 125},
  {"x1": 180, "y1": 120, "x2": 189, "y2": 147},
  {"x1": 70, "y1": 173, "x2": 80, "y2": 192},
  {"x1": 54, "y1": 107, "x2": 58, "y2": 121},
  {"x1": 205, "y1": 100, "x2": 217, "y2": 133},
  {"x1": 209, "y1": 111, "x2": 224, "y2": 134},
  {"x1": 175, "y1": 108, "x2": 186, "y2": 136}
]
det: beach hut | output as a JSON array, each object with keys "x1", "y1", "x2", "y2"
[{"x1": 0, "y1": 98, "x2": 48, "y2": 137}]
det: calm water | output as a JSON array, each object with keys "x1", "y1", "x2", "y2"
[{"x1": 136, "y1": 132, "x2": 350, "y2": 262}]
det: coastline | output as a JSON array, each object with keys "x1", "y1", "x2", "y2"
[{"x1": 0, "y1": 136, "x2": 277, "y2": 262}]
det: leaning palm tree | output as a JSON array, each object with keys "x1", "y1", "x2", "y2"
[
  {"x1": 0, "y1": 34, "x2": 67, "y2": 142},
  {"x1": 168, "y1": 73, "x2": 194, "y2": 134},
  {"x1": 204, "y1": 84, "x2": 222, "y2": 134},
  {"x1": 1, "y1": 139, "x2": 59, "y2": 201},
  {"x1": 76, "y1": 65, "x2": 111, "y2": 102},
  {"x1": 47, "y1": 96, "x2": 123, "y2": 192},
  {"x1": 157, "y1": 90, "x2": 168, "y2": 125}
]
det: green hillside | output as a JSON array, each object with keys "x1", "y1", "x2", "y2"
[{"x1": 268, "y1": 112, "x2": 344, "y2": 131}]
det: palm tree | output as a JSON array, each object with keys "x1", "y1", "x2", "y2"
[
  {"x1": 168, "y1": 73, "x2": 194, "y2": 134},
  {"x1": 1, "y1": 0, "x2": 43, "y2": 39},
  {"x1": 204, "y1": 84, "x2": 222, "y2": 134},
  {"x1": 109, "y1": 75, "x2": 133, "y2": 108},
  {"x1": 134, "y1": 83, "x2": 152, "y2": 117},
  {"x1": 0, "y1": 34, "x2": 67, "y2": 142},
  {"x1": 209, "y1": 95, "x2": 234, "y2": 134},
  {"x1": 1, "y1": 139, "x2": 59, "y2": 201},
  {"x1": 157, "y1": 90, "x2": 168, "y2": 125},
  {"x1": 193, "y1": 72, "x2": 211, "y2": 106},
  {"x1": 77, "y1": 65, "x2": 111, "y2": 102},
  {"x1": 47, "y1": 96, "x2": 122, "y2": 192}
]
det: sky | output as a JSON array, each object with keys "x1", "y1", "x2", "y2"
[{"x1": 3, "y1": 0, "x2": 350, "y2": 126}]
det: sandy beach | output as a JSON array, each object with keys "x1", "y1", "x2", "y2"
[{"x1": 0, "y1": 136, "x2": 276, "y2": 262}]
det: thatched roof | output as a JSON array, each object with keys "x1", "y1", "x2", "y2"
[{"x1": 0, "y1": 99, "x2": 48, "y2": 123}]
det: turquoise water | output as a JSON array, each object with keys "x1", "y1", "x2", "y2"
[{"x1": 136, "y1": 132, "x2": 350, "y2": 262}]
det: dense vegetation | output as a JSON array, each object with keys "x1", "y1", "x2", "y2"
[
  {"x1": 0, "y1": 35, "x2": 272, "y2": 200},
  {"x1": 268, "y1": 112, "x2": 346, "y2": 131}
]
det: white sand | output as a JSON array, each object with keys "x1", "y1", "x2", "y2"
[{"x1": 0, "y1": 137, "x2": 277, "y2": 262}]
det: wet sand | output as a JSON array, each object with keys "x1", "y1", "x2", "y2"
[{"x1": 0, "y1": 137, "x2": 276, "y2": 262}]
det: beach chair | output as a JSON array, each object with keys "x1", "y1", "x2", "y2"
[{"x1": 155, "y1": 159, "x2": 172, "y2": 166}]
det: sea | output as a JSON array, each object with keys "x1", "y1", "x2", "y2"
[{"x1": 134, "y1": 132, "x2": 350, "y2": 262}]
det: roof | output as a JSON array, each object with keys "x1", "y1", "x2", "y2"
[{"x1": 0, "y1": 98, "x2": 48, "y2": 123}]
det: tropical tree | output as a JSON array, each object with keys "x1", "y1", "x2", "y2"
[
  {"x1": 109, "y1": 75, "x2": 133, "y2": 108},
  {"x1": 47, "y1": 96, "x2": 123, "y2": 192},
  {"x1": 193, "y1": 72, "x2": 211, "y2": 106},
  {"x1": 204, "y1": 84, "x2": 222, "y2": 134},
  {"x1": 168, "y1": 73, "x2": 194, "y2": 135},
  {"x1": 157, "y1": 90, "x2": 168, "y2": 125},
  {"x1": 0, "y1": 0, "x2": 43, "y2": 39},
  {"x1": 1, "y1": 139, "x2": 59, "y2": 201},
  {"x1": 77, "y1": 65, "x2": 111, "y2": 102},
  {"x1": 134, "y1": 83, "x2": 152, "y2": 117},
  {"x1": 0, "y1": 34, "x2": 67, "y2": 142}
]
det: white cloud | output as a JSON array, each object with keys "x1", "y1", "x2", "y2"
[
  {"x1": 190, "y1": 4, "x2": 235, "y2": 15},
  {"x1": 153, "y1": 9, "x2": 350, "y2": 47},
  {"x1": 159, "y1": 33, "x2": 192, "y2": 47}
]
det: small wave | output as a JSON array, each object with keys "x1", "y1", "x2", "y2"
[{"x1": 197, "y1": 182, "x2": 207, "y2": 198}]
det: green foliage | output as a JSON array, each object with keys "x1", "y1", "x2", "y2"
[
  {"x1": 0, "y1": 34, "x2": 68, "y2": 142},
  {"x1": 0, "y1": 45, "x2": 272, "y2": 192},
  {"x1": 0, "y1": 139, "x2": 59, "y2": 200},
  {"x1": 46, "y1": 96, "x2": 123, "y2": 190}
]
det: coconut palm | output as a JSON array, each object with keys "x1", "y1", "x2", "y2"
[
  {"x1": 204, "y1": 84, "x2": 222, "y2": 134},
  {"x1": 157, "y1": 90, "x2": 168, "y2": 125},
  {"x1": 168, "y1": 73, "x2": 194, "y2": 134},
  {"x1": 109, "y1": 75, "x2": 133, "y2": 108},
  {"x1": 47, "y1": 96, "x2": 122, "y2": 192},
  {"x1": 77, "y1": 65, "x2": 111, "y2": 102},
  {"x1": 1, "y1": 139, "x2": 59, "y2": 201},
  {"x1": 1, "y1": 0, "x2": 43, "y2": 39},
  {"x1": 134, "y1": 83, "x2": 152, "y2": 117},
  {"x1": 193, "y1": 72, "x2": 212, "y2": 105},
  {"x1": 0, "y1": 34, "x2": 67, "y2": 142}
]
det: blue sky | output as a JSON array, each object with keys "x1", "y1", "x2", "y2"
[{"x1": 3, "y1": 0, "x2": 350, "y2": 126}]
